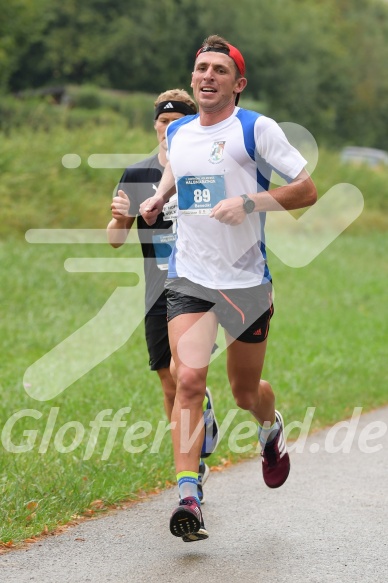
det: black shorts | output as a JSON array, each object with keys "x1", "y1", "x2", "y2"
[
  {"x1": 144, "y1": 314, "x2": 171, "y2": 371},
  {"x1": 165, "y1": 278, "x2": 274, "y2": 344}
]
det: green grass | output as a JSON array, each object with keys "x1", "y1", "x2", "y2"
[
  {"x1": 1, "y1": 232, "x2": 386, "y2": 544},
  {"x1": 0, "y1": 119, "x2": 387, "y2": 545},
  {"x1": 0, "y1": 122, "x2": 156, "y2": 238},
  {"x1": 1, "y1": 123, "x2": 388, "y2": 240}
]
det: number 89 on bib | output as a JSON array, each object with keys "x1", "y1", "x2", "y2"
[{"x1": 177, "y1": 175, "x2": 225, "y2": 215}]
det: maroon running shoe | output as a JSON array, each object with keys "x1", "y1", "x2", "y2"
[
  {"x1": 170, "y1": 496, "x2": 209, "y2": 541},
  {"x1": 261, "y1": 410, "x2": 290, "y2": 488}
]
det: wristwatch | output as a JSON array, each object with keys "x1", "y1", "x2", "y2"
[{"x1": 240, "y1": 194, "x2": 255, "y2": 214}]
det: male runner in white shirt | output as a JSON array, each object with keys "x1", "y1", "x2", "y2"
[{"x1": 141, "y1": 36, "x2": 317, "y2": 542}]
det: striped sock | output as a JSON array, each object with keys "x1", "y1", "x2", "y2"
[
  {"x1": 258, "y1": 419, "x2": 280, "y2": 450},
  {"x1": 177, "y1": 471, "x2": 199, "y2": 503}
]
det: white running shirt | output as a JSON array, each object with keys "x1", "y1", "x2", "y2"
[{"x1": 166, "y1": 107, "x2": 307, "y2": 289}]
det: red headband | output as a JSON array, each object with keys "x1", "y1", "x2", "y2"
[{"x1": 196, "y1": 43, "x2": 246, "y2": 76}]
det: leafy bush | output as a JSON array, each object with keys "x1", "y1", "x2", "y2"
[
  {"x1": 0, "y1": 87, "x2": 157, "y2": 134},
  {"x1": 69, "y1": 84, "x2": 103, "y2": 109}
]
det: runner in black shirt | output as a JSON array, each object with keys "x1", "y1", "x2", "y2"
[{"x1": 107, "y1": 89, "x2": 219, "y2": 505}]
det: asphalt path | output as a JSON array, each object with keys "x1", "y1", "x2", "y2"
[{"x1": 1, "y1": 407, "x2": 387, "y2": 583}]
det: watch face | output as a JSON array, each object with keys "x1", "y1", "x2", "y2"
[{"x1": 243, "y1": 196, "x2": 255, "y2": 213}]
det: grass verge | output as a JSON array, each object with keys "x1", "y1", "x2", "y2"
[{"x1": 0, "y1": 230, "x2": 387, "y2": 545}]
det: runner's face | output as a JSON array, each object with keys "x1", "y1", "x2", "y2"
[
  {"x1": 154, "y1": 112, "x2": 185, "y2": 150},
  {"x1": 191, "y1": 52, "x2": 246, "y2": 112}
]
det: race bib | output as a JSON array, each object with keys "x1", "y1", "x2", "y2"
[
  {"x1": 162, "y1": 193, "x2": 178, "y2": 222},
  {"x1": 177, "y1": 175, "x2": 225, "y2": 215},
  {"x1": 152, "y1": 232, "x2": 177, "y2": 270}
]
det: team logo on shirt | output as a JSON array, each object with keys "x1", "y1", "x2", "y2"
[{"x1": 209, "y1": 141, "x2": 226, "y2": 164}]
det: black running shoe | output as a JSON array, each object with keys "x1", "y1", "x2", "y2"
[
  {"x1": 201, "y1": 387, "x2": 219, "y2": 458},
  {"x1": 170, "y1": 496, "x2": 209, "y2": 541},
  {"x1": 197, "y1": 460, "x2": 210, "y2": 504}
]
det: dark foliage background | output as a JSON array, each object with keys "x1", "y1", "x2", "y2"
[{"x1": 1, "y1": 0, "x2": 388, "y2": 148}]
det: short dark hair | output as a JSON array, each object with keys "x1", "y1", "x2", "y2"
[{"x1": 196, "y1": 35, "x2": 246, "y2": 104}]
